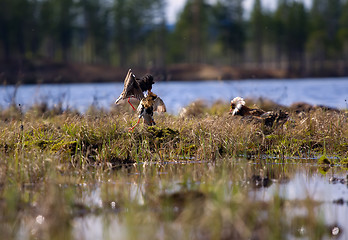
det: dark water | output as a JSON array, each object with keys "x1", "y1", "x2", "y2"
[{"x1": 1, "y1": 78, "x2": 347, "y2": 114}]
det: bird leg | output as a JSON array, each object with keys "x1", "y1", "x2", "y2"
[
  {"x1": 151, "y1": 119, "x2": 156, "y2": 126},
  {"x1": 128, "y1": 118, "x2": 141, "y2": 132},
  {"x1": 127, "y1": 97, "x2": 136, "y2": 111}
]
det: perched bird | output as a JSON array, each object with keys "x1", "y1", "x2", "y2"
[
  {"x1": 115, "y1": 69, "x2": 155, "y2": 110},
  {"x1": 129, "y1": 92, "x2": 166, "y2": 131},
  {"x1": 230, "y1": 96, "x2": 288, "y2": 128},
  {"x1": 230, "y1": 97, "x2": 265, "y2": 116}
]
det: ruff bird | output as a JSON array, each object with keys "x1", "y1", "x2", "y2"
[
  {"x1": 115, "y1": 69, "x2": 155, "y2": 110},
  {"x1": 129, "y1": 92, "x2": 166, "y2": 131},
  {"x1": 230, "y1": 97, "x2": 289, "y2": 128},
  {"x1": 230, "y1": 97, "x2": 265, "y2": 116}
]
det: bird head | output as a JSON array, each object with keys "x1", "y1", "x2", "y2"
[
  {"x1": 138, "y1": 74, "x2": 155, "y2": 92},
  {"x1": 230, "y1": 97, "x2": 245, "y2": 115}
]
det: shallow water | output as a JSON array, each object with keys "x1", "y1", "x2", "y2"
[
  {"x1": 1, "y1": 78, "x2": 347, "y2": 114},
  {"x1": 12, "y1": 161, "x2": 348, "y2": 240}
]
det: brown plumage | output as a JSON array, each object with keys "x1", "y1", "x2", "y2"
[
  {"x1": 139, "y1": 92, "x2": 166, "y2": 113},
  {"x1": 259, "y1": 110, "x2": 289, "y2": 127},
  {"x1": 115, "y1": 69, "x2": 155, "y2": 109},
  {"x1": 137, "y1": 74, "x2": 155, "y2": 93},
  {"x1": 230, "y1": 97, "x2": 265, "y2": 116},
  {"x1": 230, "y1": 97, "x2": 289, "y2": 128},
  {"x1": 129, "y1": 92, "x2": 166, "y2": 131}
]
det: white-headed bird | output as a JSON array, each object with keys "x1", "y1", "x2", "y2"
[
  {"x1": 230, "y1": 97, "x2": 288, "y2": 128},
  {"x1": 230, "y1": 97, "x2": 265, "y2": 116}
]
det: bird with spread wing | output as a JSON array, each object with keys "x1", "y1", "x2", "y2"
[
  {"x1": 115, "y1": 69, "x2": 155, "y2": 110},
  {"x1": 129, "y1": 92, "x2": 166, "y2": 131}
]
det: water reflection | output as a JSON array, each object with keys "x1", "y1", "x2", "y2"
[
  {"x1": 13, "y1": 161, "x2": 348, "y2": 239},
  {"x1": 249, "y1": 163, "x2": 348, "y2": 239},
  {"x1": 72, "y1": 162, "x2": 348, "y2": 239}
]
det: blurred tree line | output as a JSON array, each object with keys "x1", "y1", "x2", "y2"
[{"x1": 1, "y1": 0, "x2": 348, "y2": 76}]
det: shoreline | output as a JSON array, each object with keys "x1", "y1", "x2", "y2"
[{"x1": 1, "y1": 60, "x2": 347, "y2": 85}]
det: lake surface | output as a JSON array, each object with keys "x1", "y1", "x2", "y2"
[{"x1": 1, "y1": 77, "x2": 347, "y2": 114}]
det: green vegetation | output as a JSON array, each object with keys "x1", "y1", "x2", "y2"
[
  {"x1": 0, "y1": 100, "x2": 347, "y2": 239},
  {"x1": 1, "y1": 100, "x2": 347, "y2": 173}
]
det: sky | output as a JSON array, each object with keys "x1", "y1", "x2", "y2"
[{"x1": 166, "y1": 0, "x2": 312, "y2": 24}]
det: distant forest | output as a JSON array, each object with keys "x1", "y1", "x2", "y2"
[{"x1": 1, "y1": 0, "x2": 348, "y2": 79}]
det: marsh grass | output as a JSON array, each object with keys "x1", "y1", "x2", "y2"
[
  {"x1": 0, "y1": 100, "x2": 347, "y2": 239},
  {"x1": 1, "y1": 100, "x2": 347, "y2": 171}
]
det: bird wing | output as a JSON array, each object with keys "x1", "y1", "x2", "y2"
[
  {"x1": 115, "y1": 69, "x2": 140, "y2": 104},
  {"x1": 125, "y1": 69, "x2": 144, "y2": 100},
  {"x1": 123, "y1": 69, "x2": 137, "y2": 93},
  {"x1": 153, "y1": 97, "x2": 166, "y2": 112},
  {"x1": 122, "y1": 69, "x2": 132, "y2": 88},
  {"x1": 120, "y1": 69, "x2": 144, "y2": 100}
]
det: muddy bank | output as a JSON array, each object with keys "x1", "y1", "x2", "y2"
[{"x1": 0, "y1": 60, "x2": 344, "y2": 85}]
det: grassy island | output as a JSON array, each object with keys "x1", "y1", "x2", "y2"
[{"x1": 0, "y1": 99, "x2": 347, "y2": 239}]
